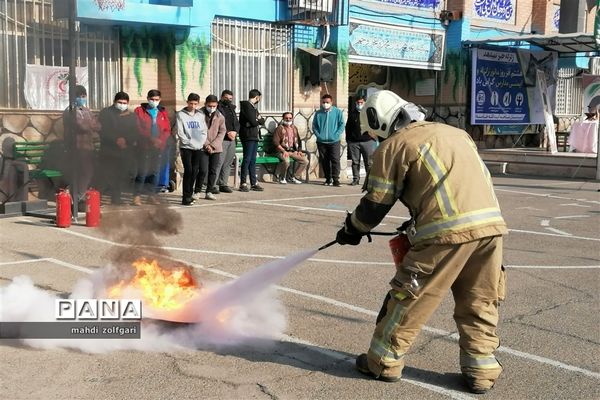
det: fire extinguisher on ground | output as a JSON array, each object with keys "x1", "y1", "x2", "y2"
[
  {"x1": 85, "y1": 188, "x2": 101, "y2": 227},
  {"x1": 56, "y1": 189, "x2": 72, "y2": 228}
]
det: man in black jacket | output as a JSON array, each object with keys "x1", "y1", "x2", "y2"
[
  {"x1": 238, "y1": 89, "x2": 265, "y2": 192},
  {"x1": 215, "y1": 90, "x2": 240, "y2": 194},
  {"x1": 345, "y1": 96, "x2": 375, "y2": 186},
  {"x1": 98, "y1": 91, "x2": 137, "y2": 204}
]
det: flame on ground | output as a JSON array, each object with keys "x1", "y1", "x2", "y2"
[{"x1": 108, "y1": 258, "x2": 200, "y2": 310}]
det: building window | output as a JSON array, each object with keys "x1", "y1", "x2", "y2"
[
  {"x1": 0, "y1": 0, "x2": 120, "y2": 110},
  {"x1": 212, "y1": 17, "x2": 292, "y2": 114},
  {"x1": 555, "y1": 68, "x2": 583, "y2": 116}
]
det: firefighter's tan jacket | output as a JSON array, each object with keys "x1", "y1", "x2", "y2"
[{"x1": 351, "y1": 121, "x2": 507, "y2": 244}]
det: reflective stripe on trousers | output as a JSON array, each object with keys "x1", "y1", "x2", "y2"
[{"x1": 460, "y1": 350, "x2": 501, "y2": 370}]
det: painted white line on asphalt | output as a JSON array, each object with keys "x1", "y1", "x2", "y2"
[
  {"x1": 251, "y1": 201, "x2": 410, "y2": 220},
  {"x1": 559, "y1": 203, "x2": 592, "y2": 208},
  {"x1": 508, "y1": 229, "x2": 600, "y2": 242},
  {"x1": 32, "y1": 228, "x2": 600, "y2": 380},
  {"x1": 0, "y1": 258, "x2": 52, "y2": 266},
  {"x1": 495, "y1": 188, "x2": 600, "y2": 205},
  {"x1": 554, "y1": 215, "x2": 590, "y2": 220},
  {"x1": 541, "y1": 219, "x2": 550, "y2": 227},
  {"x1": 3, "y1": 255, "x2": 596, "y2": 271},
  {"x1": 544, "y1": 227, "x2": 572, "y2": 236},
  {"x1": 46, "y1": 258, "x2": 95, "y2": 274},
  {"x1": 282, "y1": 335, "x2": 476, "y2": 400}
]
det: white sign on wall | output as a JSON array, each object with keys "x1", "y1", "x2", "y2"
[{"x1": 24, "y1": 65, "x2": 88, "y2": 110}]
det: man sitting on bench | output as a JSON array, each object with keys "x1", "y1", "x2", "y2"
[{"x1": 272, "y1": 112, "x2": 307, "y2": 184}]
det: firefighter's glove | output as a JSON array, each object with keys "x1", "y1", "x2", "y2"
[{"x1": 336, "y1": 213, "x2": 366, "y2": 246}]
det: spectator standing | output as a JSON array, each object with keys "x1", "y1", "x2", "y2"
[
  {"x1": 194, "y1": 95, "x2": 226, "y2": 200},
  {"x1": 215, "y1": 90, "x2": 240, "y2": 194},
  {"x1": 272, "y1": 112, "x2": 308, "y2": 184},
  {"x1": 98, "y1": 91, "x2": 137, "y2": 205},
  {"x1": 176, "y1": 93, "x2": 207, "y2": 206},
  {"x1": 312, "y1": 94, "x2": 345, "y2": 187},
  {"x1": 133, "y1": 89, "x2": 171, "y2": 206},
  {"x1": 346, "y1": 96, "x2": 375, "y2": 186},
  {"x1": 63, "y1": 85, "x2": 100, "y2": 210},
  {"x1": 238, "y1": 89, "x2": 265, "y2": 192}
]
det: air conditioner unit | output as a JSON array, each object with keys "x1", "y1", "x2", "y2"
[{"x1": 288, "y1": 0, "x2": 333, "y2": 14}]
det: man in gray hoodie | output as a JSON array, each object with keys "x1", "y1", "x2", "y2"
[{"x1": 176, "y1": 93, "x2": 207, "y2": 205}]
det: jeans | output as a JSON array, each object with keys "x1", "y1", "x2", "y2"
[
  {"x1": 217, "y1": 139, "x2": 236, "y2": 187},
  {"x1": 180, "y1": 148, "x2": 202, "y2": 202},
  {"x1": 240, "y1": 140, "x2": 258, "y2": 186},
  {"x1": 134, "y1": 147, "x2": 161, "y2": 195},
  {"x1": 195, "y1": 150, "x2": 221, "y2": 194},
  {"x1": 317, "y1": 141, "x2": 341, "y2": 182},
  {"x1": 347, "y1": 141, "x2": 375, "y2": 181}
]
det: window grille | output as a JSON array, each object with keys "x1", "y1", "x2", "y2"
[
  {"x1": 554, "y1": 67, "x2": 583, "y2": 116},
  {"x1": 211, "y1": 17, "x2": 292, "y2": 114},
  {"x1": 0, "y1": 0, "x2": 120, "y2": 110}
]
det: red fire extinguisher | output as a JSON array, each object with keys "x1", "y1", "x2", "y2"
[
  {"x1": 85, "y1": 188, "x2": 101, "y2": 227},
  {"x1": 55, "y1": 189, "x2": 72, "y2": 228},
  {"x1": 389, "y1": 234, "x2": 411, "y2": 267}
]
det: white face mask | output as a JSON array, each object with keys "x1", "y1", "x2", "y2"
[
  {"x1": 322, "y1": 103, "x2": 332, "y2": 110},
  {"x1": 282, "y1": 120, "x2": 292, "y2": 126},
  {"x1": 356, "y1": 104, "x2": 364, "y2": 111},
  {"x1": 147, "y1": 100, "x2": 160, "y2": 108},
  {"x1": 206, "y1": 106, "x2": 216, "y2": 114},
  {"x1": 115, "y1": 103, "x2": 128, "y2": 112}
]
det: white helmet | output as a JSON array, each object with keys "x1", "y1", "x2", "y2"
[{"x1": 360, "y1": 90, "x2": 426, "y2": 139}]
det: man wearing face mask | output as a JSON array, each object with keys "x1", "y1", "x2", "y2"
[
  {"x1": 63, "y1": 85, "x2": 100, "y2": 211},
  {"x1": 133, "y1": 89, "x2": 171, "y2": 206},
  {"x1": 312, "y1": 94, "x2": 345, "y2": 186},
  {"x1": 98, "y1": 92, "x2": 137, "y2": 205},
  {"x1": 272, "y1": 112, "x2": 308, "y2": 184},
  {"x1": 345, "y1": 96, "x2": 375, "y2": 186},
  {"x1": 194, "y1": 95, "x2": 226, "y2": 200},
  {"x1": 238, "y1": 89, "x2": 265, "y2": 192},
  {"x1": 215, "y1": 90, "x2": 240, "y2": 194}
]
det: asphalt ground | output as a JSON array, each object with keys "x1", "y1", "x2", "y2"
[{"x1": 1, "y1": 175, "x2": 599, "y2": 400}]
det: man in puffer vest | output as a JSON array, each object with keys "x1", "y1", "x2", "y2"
[{"x1": 336, "y1": 90, "x2": 508, "y2": 394}]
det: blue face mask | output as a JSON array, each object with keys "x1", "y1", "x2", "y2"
[{"x1": 76, "y1": 97, "x2": 87, "y2": 107}]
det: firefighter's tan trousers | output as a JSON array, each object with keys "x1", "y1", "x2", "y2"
[{"x1": 366, "y1": 236, "x2": 506, "y2": 384}]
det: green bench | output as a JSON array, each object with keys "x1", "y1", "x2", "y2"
[
  {"x1": 13, "y1": 141, "x2": 63, "y2": 181},
  {"x1": 233, "y1": 133, "x2": 310, "y2": 187}
]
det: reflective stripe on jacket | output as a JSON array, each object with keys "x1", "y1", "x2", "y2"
[{"x1": 351, "y1": 121, "x2": 507, "y2": 245}]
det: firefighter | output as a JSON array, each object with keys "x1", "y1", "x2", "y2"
[{"x1": 336, "y1": 90, "x2": 508, "y2": 394}]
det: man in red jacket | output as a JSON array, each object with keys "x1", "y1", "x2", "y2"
[{"x1": 133, "y1": 89, "x2": 171, "y2": 205}]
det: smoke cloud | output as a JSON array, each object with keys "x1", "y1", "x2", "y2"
[{"x1": 0, "y1": 208, "x2": 316, "y2": 353}]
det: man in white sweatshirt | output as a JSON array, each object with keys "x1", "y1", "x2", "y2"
[{"x1": 176, "y1": 93, "x2": 208, "y2": 205}]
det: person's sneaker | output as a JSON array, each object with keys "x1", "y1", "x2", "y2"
[
  {"x1": 332, "y1": 180, "x2": 341, "y2": 187},
  {"x1": 192, "y1": 192, "x2": 201, "y2": 200},
  {"x1": 251, "y1": 184, "x2": 264, "y2": 191},
  {"x1": 131, "y1": 195, "x2": 142, "y2": 206},
  {"x1": 355, "y1": 354, "x2": 401, "y2": 383},
  {"x1": 239, "y1": 183, "x2": 250, "y2": 192},
  {"x1": 219, "y1": 185, "x2": 233, "y2": 193},
  {"x1": 279, "y1": 178, "x2": 287, "y2": 184},
  {"x1": 324, "y1": 180, "x2": 332, "y2": 186},
  {"x1": 463, "y1": 375, "x2": 495, "y2": 394},
  {"x1": 351, "y1": 179, "x2": 359, "y2": 186},
  {"x1": 205, "y1": 192, "x2": 217, "y2": 200},
  {"x1": 210, "y1": 187, "x2": 220, "y2": 195},
  {"x1": 290, "y1": 177, "x2": 302, "y2": 184},
  {"x1": 182, "y1": 198, "x2": 195, "y2": 206}
]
